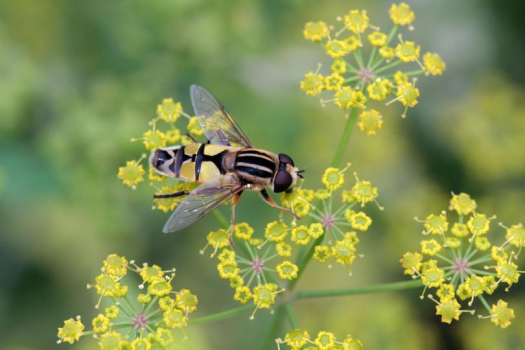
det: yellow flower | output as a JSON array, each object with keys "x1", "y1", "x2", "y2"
[
  {"x1": 395, "y1": 41, "x2": 420, "y2": 62},
  {"x1": 264, "y1": 221, "x2": 288, "y2": 242},
  {"x1": 283, "y1": 329, "x2": 310, "y2": 349},
  {"x1": 276, "y1": 261, "x2": 299, "y2": 280},
  {"x1": 332, "y1": 233, "x2": 358, "y2": 266},
  {"x1": 315, "y1": 331, "x2": 335, "y2": 350},
  {"x1": 322, "y1": 167, "x2": 345, "y2": 191},
  {"x1": 367, "y1": 79, "x2": 389, "y2": 101},
  {"x1": 98, "y1": 331, "x2": 122, "y2": 349},
  {"x1": 475, "y1": 236, "x2": 491, "y2": 250},
  {"x1": 154, "y1": 328, "x2": 174, "y2": 346},
  {"x1": 314, "y1": 245, "x2": 332, "y2": 263},
  {"x1": 138, "y1": 293, "x2": 152, "y2": 304},
  {"x1": 445, "y1": 237, "x2": 461, "y2": 249},
  {"x1": 103, "y1": 254, "x2": 128, "y2": 277},
  {"x1": 57, "y1": 317, "x2": 84, "y2": 344},
  {"x1": 331, "y1": 59, "x2": 347, "y2": 74},
  {"x1": 291, "y1": 225, "x2": 312, "y2": 245},
  {"x1": 92, "y1": 314, "x2": 110, "y2": 333},
  {"x1": 309, "y1": 223, "x2": 325, "y2": 238},
  {"x1": 343, "y1": 10, "x2": 369, "y2": 33},
  {"x1": 349, "y1": 177, "x2": 379, "y2": 207},
  {"x1": 467, "y1": 213, "x2": 492, "y2": 236},
  {"x1": 489, "y1": 300, "x2": 515, "y2": 329},
  {"x1": 104, "y1": 305, "x2": 119, "y2": 319},
  {"x1": 165, "y1": 128, "x2": 181, "y2": 144},
  {"x1": 139, "y1": 264, "x2": 164, "y2": 284},
  {"x1": 421, "y1": 239, "x2": 442, "y2": 256},
  {"x1": 324, "y1": 73, "x2": 345, "y2": 91},
  {"x1": 379, "y1": 46, "x2": 395, "y2": 61},
  {"x1": 159, "y1": 297, "x2": 176, "y2": 311},
  {"x1": 303, "y1": 21, "x2": 329, "y2": 41},
  {"x1": 393, "y1": 70, "x2": 409, "y2": 85},
  {"x1": 451, "y1": 223, "x2": 470, "y2": 238},
  {"x1": 300, "y1": 72, "x2": 324, "y2": 96},
  {"x1": 149, "y1": 278, "x2": 173, "y2": 297},
  {"x1": 325, "y1": 40, "x2": 349, "y2": 58},
  {"x1": 157, "y1": 98, "x2": 183, "y2": 123},
  {"x1": 421, "y1": 265, "x2": 445, "y2": 288},
  {"x1": 348, "y1": 211, "x2": 372, "y2": 231},
  {"x1": 423, "y1": 52, "x2": 446, "y2": 75},
  {"x1": 504, "y1": 223, "x2": 525, "y2": 248},
  {"x1": 252, "y1": 283, "x2": 279, "y2": 310},
  {"x1": 217, "y1": 259, "x2": 240, "y2": 279},
  {"x1": 400, "y1": 252, "x2": 423, "y2": 275},
  {"x1": 93, "y1": 274, "x2": 126, "y2": 297},
  {"x1": 345, "y1": 36, "x2": 361, "y2": 51},
  {"x1": 118, "y1": 161, "x2": 145, "y2": 189},
  {"x1": 423, "y1": 213, "x2": 449, "y2": 235},
  {"x1": 389, "y1": 3, "x2": 415, "y2": 26},
  {"x1": 335, "y1": 87, "x2": 367, "y2": 110},
  {"x1": 187, "y1": 116, "x2": 204, "y2": 136},
  {"x1": 234, "y1": 286, "x2": 252, "y2": 304},
  {"x1": 396, "y1": 82, "x2": 419, "y2": 107},
  {"x1": 175, "y1": 289, "x2": 198, "y2": 313},
  {"x1": 357, "y1": 109, "x2": 383, "y2": 136},
  {"x1": 435, "y1": 297, "x2": 463, "y2": 324},
  {"x1": 234, "y1": 222, "x2": 254, "y2": 240},
  {"x1": 436, "y1": 284, "x2": 455, "y2": 301},
  {"x1": 368, "y1": 31, "x2": 387, "y2": 46},
  {"x1": 449, "y1": 193, "x2": 477, "y2": 215},
  {"x1": 163, "y1": 308, "x2": 187, "y2": 329},
  {"x1": 276, "y1": 242, "x2": 292, "y2": 257},
  {"x1": 142, "y1": 129, "x2": 167, "y2": 150},
  {"x1": 494, "y1": 260, "x2": 520, "y2": 286}
]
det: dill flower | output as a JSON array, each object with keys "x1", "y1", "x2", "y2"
[
  {"x1": 401, "y1": 193, "x2": 524, "y2": 327},
  {"x1": 302, "y1": 3, "x2": 445, "y2": 130},
  {"x1": 58, "y1": 254, "x2": 196, "y2": 348},
  {"x1": 118, "y1": 159, "x2": 145, "y2": 189},
  {"x1": 276, "y1": 329, "x2": 362, "y2": 350},
  {"x1": 303, "y1": 21, "x2": 329, "y2": 41},
  {"x1": 157, "y1": 98, "x2": 183, "y2": 123}
]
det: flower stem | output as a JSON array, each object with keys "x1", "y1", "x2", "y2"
[
  {"x1": 260, "y1": 306, "x2": 284, "y2": 350},
  {"x1": 188, "y1": 304, "x2": 253, "y2": 326},
  {"x1": 284, "y1": 304, "x2": 300, "y2": 329},
  {"x1": 331, "y1": 108, "x2": 359, "y2": 168},
  {"x1": 296, "y1": 279, "x2": 422, "y2": 299}
]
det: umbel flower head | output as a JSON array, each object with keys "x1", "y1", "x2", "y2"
[
  {"x1": 301, "y1": 2, "x2": 446, "y2": 134},
  {"x1": 279, "y1": 165, "x2": 381, "y2": 275},
  {"x1": 276, "y1": 329, "x2": 363, "y2": 350},
  {"x1": 400, "y1": 193, "x2": 523, "y2": 327},
  {"x1": 57, "y1": 254, "x2": 197, "y2": 347}
]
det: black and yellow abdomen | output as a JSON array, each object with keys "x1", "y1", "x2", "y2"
[{"x1": 150, "y1": 144, "x2": 232, "y2": 182}]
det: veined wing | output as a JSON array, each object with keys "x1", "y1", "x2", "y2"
[
  {"x1": 190, "y1": 85, "x2": 253, "y2": 148},
  {"x1": 163, "y1": 178, "x2": 244, "y2": 233}
]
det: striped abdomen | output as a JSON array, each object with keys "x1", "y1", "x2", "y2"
[
  {"x1": 150, "y1": 144, "x2": 232, "y2": 182},
  {"x1": 235, "y1": 149, "x2": 277, "y2": 185}
]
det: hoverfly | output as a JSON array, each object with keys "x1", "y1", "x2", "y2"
[{"x1": 150, "y1": 85, "x2": 304, "y2": 240}]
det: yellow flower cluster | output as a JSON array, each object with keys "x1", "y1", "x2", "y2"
[
  {"x1": 280, "y1": 166, "x2": 380, "y2": 275},
  {"x1": 301, "y1": 2, "x2": 446, "y2": 134},
  {"x1": 400, "y1": 193, "x2": 522, "y2": 327},
  {"x1": 57, "y1": 254, "x2": 197, "y2": 347},
  {"x1": 276, "y1": 329, "x2": 363, "y2": 350},
  {"x1": 117, "y1": 97, "x2": 202, "y2": 211}
]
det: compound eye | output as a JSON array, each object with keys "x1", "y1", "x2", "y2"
[
  {"x1": 278, "y1": 153, "x2": 294, "y2": 167},
  {"x1": 274, "y1": 170, "x2": 293, "y2": 193}
]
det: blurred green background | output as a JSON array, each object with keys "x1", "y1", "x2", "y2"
[{"x1": 1, "y1": 0, "x2": 524, "y2": 349}]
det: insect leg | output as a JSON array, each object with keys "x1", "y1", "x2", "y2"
[
  {"x1": 230, "y1": 191, "x2": 244, "y2": 245},
  {"x1": 153, "y1": 190, "x2": 189, "y2": 199},
  {"x1": 185, "y1": 133, "x2": 198, "y2": 143},
  {"x1": 260, "y1": 189, "x2": 301, "y2": 220}
]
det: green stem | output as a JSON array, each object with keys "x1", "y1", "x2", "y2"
[
  {"x1": 478, "y1": 295, "x2": 492, "y2": 313},
  {"x1": 374, "y1": 60, "x2": 402, "y2": 74},
  {"x1": 284, "y1": 304, "x2": 300, "y2": 329},
  {"x1": 260, "y1": 307, "x2": 284, "y2": 350},
  {"x1": 287, "y1": 235, "x2": 324, "y2": 291},
  {"x1": 296, "y1": 280, "x2": 421, "y2": 299},
  {"x1": 331, "y1": 108, "x2": 359, "y2": 168},
  {"x1": 212, "y1": 210, "x2": 230, "y2": 228},
  {"x1": 188, "y1": 304, "x2": 253, "y2": 326}
]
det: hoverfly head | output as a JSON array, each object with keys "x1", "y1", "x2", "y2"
[
  {"x1": 149, "y1": 148, "x2": 176, "y2": 177},
  {"x1": 273, "y1": 153, "x2": 303, "y2": 193}
]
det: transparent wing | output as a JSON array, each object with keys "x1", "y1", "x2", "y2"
[
  {"x1": 190, "y1": 85, "x2": 253, "y2": 147},
  {"x1": 163, "y1": 178, "x2": 244, "y2": 233}
]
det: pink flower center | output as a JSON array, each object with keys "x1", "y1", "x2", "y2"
[
  {"x1": 132, "y1": 313, "x2": 148, "y2": 329},
  {"x1": 251, "y1": 258, "x2": 264, "y2": 276},
  {"x1": 321, "y1": 214, "x2": 336, "y2": 231},
  {"x1": 453, "y1": 258, "x2": 469, "y2": 275},
  {"x1": 358, "y1": 68, "x2": 374, "y2": 83}
]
